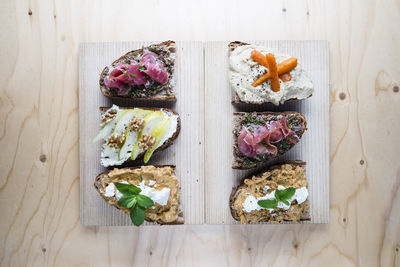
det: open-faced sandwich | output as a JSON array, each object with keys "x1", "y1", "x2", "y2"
[
  {"x1": 93, "y1": 105, "x2": 180, "y2": 167},
  {"x1": 100, "y1": 40, "x2": 176, "y2": 101},
  {"x1": 229, "y1": 41, "x2": 314, "y2": 105},
  {"x1": 94, "y1": 165, "x2": 183, "y2": 226},
  {"x1": 230, "y1": 161, "x2": 310, "y2": 224},
  {"x1": 233, "y1": 111, "x2": 307, "y2": 169}
]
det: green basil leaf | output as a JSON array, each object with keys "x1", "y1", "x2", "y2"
[
  {"x1": 257, "y1": 199, "x2": 277, "y2": 209},
  {"x1": 130, "y1": 205, "x2": 146, "y2": 226},
  {"x1": 137, "y1": 195, "x2": 154, "y2": 208},
  {"x1": 118, "y1": 195, "x2": 136, "y2": 208},
  {"x1": 274, "y1": 190, "x2": 281, "y2": 202},
  {"x1": 115, "y1": 183, "x2": 141, "y2": 195},
  {"x1": 282, "y1": 199, "x2": 290, "y2": 206},
  {"x1": 279, "y1": 187, "x2": 296, "y2": 201}
]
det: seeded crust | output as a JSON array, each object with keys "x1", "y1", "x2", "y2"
[
  {"x1": 94, "y1": 165, "x2": 184, "y2": 225},
  {"x1": 100, "y1": 107, "x2": 181, "y2": 167},
  {"x1": 228, "y1": 41, "x2": 313, "y2": 104},
  {"x1": 100, "y1": 40, "x2": 177, "y2": 102},
  {"x1": 232, "y1": 111, "x2": 307, "y2": 169},
  {"x1": 229, "y1": 161, "x2": 311, "y2": 223}
]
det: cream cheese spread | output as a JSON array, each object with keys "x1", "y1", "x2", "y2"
[
  {"x1": 229, "y1": 45, "x2": 314, "y2": 105},
  {"x1": 242, "y1": 185, "x2": 309, "y2": 213},
  {"x1": 109, "y1": 181, "x2": 170, "y2": 206}
]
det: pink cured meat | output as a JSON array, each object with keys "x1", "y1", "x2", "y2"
[
  {"x1": 141, "y1": 50, "x2": 168, "y2": 84},
  {"x1": 267, "y1": 121, "x2": 284, "y2": 143},
  {"x1": 104, "y1": 62, "x2": 147, "y2": 95},
  {"x1": 237, "y1": 117, "x2": 301, "y2": 158},
  {"x1": 280, "y1": 116, "x2": 296, "y2": 138},
  {"x1": 237, "y1": 125, "x2": 269, "y2": 158},
  {"x1": 104, "y1": 50, "x2": 169, "y2": 94}
]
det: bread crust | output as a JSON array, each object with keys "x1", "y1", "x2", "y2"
[
  {"x1": 94, "y1": 165, "x2": 184, "y2": 225},
  {"x1": 232, "y1": 111, "x2": 307, "y2": 169},
  {"x1": 99, "y1": 106, "x2": 181, "y2": 167},
  {"x1": 229, "y1": 160, "x2": 310, "y2": 223},
  {"x1": 228, "y1": 41, "x2": 313, "y2": 104},
  {"x1": 100, "y1": 40, "x2": 177, "y2": 102}
]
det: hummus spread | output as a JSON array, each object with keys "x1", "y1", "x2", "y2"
[
  {"x1": 99, "y1": 166, "x2": 181, "y2": 223},
  {"x1": 229, "y1": 45, "x2": 314, "y2": 105},
  {"x1": 232, "y1": 164, "x2": 309, "y2": 224}
]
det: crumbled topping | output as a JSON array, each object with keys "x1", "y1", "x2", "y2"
[
  {"x1": 107, "y1": 133, "x2": 124, "y2": 148},
  {"x1": 138, "y1": 134, "x2": 156, "y2": 151},
  {"x1": 129, "y1": 116, "x2": 145, "y2": 132},
  {"x1": 101, "y1": 108, "x2": 117, "y2": 125}
]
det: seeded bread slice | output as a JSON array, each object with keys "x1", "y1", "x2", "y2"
[
  {"x1": 100, "y1": 107, "x2": 181, "y2": 167},
  {"x1": 228, "y1": 41, "x2": 313, "y2": 104},
  {"x1": 100, "y1": 40, "x2": 177, "y2": 101},
  {"x1": 94, "y1": 165, "x2": 184, "y2": 225},
  {"x1": 230, "y1": 161, "x2": 310, "y2": 224},
  {"x1": 232, "y1": 111, "x2": 307, "y2": 169}
]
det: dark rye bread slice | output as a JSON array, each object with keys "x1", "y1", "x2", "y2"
[
  {"x1": 100, "y1": 40, "x2": 176, "y2": 102},
  {"x1": 228, "y1": 41, "x2": 312, "y2": 104},
  {"x1": 100, "y1": 107, "x2": 181, "y2": 167},
  {"x1": 230, "y1": 160, "x2": 310, "y2": 224},
  {"x1": 94, "y1": 165, "x2": 184, "y2": 225},
  {"x1": 232, "y1": 111, "x2": 307, "y2": 169}
]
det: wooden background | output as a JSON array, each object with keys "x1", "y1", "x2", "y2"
[{"x1": 0, "y1": 0, "x2": 399, "y2": 266}]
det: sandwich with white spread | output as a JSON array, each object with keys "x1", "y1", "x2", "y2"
[
  {"x1": 94, "y1": 165, "x2": 183, "y2": 226},
  {"x1": 93, "y1": 105, "x2": 180, "y2": 167},
  {"x1": 229, "y1": 41, "x2": 314, "y2": 105},
  {"x1": 230, "y1": 161, "x2": 310, "y2": 224}
]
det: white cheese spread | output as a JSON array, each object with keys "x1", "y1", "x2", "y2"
[
  {"x1": 137, "y1": 181, "x2": 170, "y2": 206},
  {"x1": 109, "y1": 181, "x2": 171, "y2": 206},
  {"x1": 242, "y1": 185, "x2": 309, "y2": 213},
  {"x1": 229, "y1": 45, "x2": 314, "y2": 105},
  {"x1": 104, "y1": 183, "x2": 115, "y2": 197}
]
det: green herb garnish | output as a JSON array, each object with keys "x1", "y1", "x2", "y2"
[
  {"x1": 149, "y1": 47, "x2": 158, "y2": 53},
  {"x1": 245, "y1": 113, "x2": 252, "y2": 124},
  {"x1": 139, "y1": 66, "x2": 147, "y2": 72},
  {"x1": 115, "y1": 182, "x2": 154, "y2": 226},
  {"x1": 257, "y1": 187, "x2": 295, "y2": 209},
  {"x1": 124, "y1": 71, "x2": 137, "y2": 78},
  {"x1": 281, "y1": 140, "x2": 288, "y2": 149},
  {"x1": 261, "y1": 140, "x2": 268, "y2": 148},
  {"x1": 151, "y1": 82, "x2": 161, "y2": 89}
]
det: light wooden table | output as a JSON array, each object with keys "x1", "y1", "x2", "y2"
[{"x1": 0, "y1": 0, "x2": 399, "y2": 266}]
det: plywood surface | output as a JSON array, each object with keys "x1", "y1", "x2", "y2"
[
  {"x1": 1, "y1": 0, "x2": 399, "y2": 266},
  {"x1": 79, "y1": 42, "x2": 205, "y2": 225}
]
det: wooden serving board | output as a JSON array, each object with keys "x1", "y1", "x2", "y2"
[{"x1": 79, "y1": 40, "x2": 329, "y2": 226}]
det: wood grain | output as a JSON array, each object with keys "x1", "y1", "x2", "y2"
[
  {"x1": 0, "y1": 0, "x2": 399, "y2": 266},
  {"x1": 204, "y1": 41, "x2": 329, "y2": 224},
  {"x1": 79, "y1": 41, "x2": 204, "y2": 225}
]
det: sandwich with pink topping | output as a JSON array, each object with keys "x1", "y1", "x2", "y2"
[
  {"x1": 100, "y1": 40, "x2": 176, "y2": 101},
  {"x1": 232, "y1": 111, "x2": 307, "y2": 169}
]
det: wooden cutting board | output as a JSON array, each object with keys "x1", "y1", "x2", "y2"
[{"x1": 79, "y1": 40, "x2": 329, "y2": 226}]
